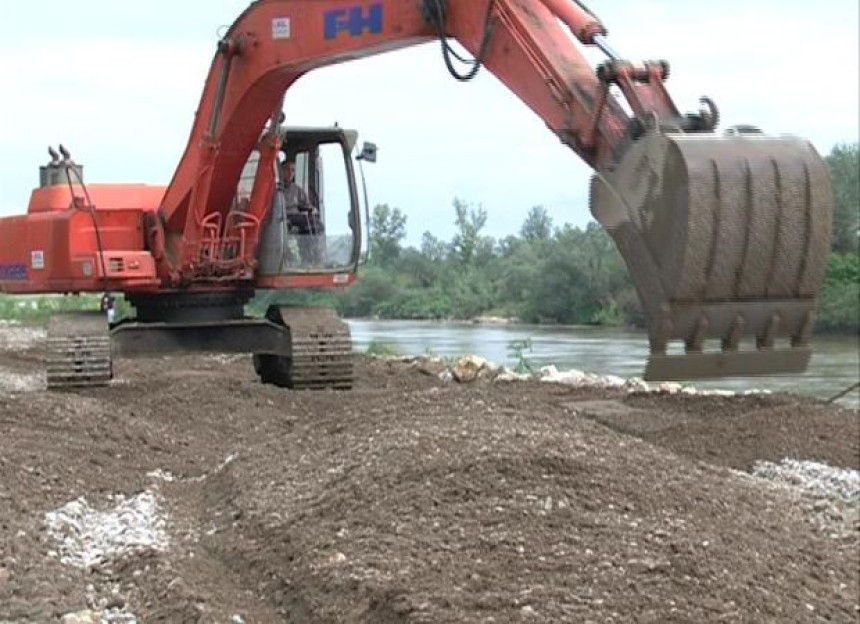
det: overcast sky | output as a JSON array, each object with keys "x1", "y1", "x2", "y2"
[{"x1": 0, "y1": 0, "x2": 857, "y2": 247}]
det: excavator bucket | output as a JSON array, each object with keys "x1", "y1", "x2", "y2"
[{"x1": 590, "y1": 131, "x2": 832, "y2": 381}]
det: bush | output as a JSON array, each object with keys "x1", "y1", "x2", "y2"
[
  {"x1": 365, "y1": 340, "x2": 399, "y2": 356},
  {"x1": 817, "y1": 253, "x2": 859, "y2": 333},
  {"x1": 0, "y1": 294, "x2": 115, "y2": 323}
]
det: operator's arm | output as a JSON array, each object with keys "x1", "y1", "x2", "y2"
[{"x1": 283, "y1": 183, "x2": 315, "y2": 214}]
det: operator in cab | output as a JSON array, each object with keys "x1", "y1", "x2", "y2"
[{"x1": 281, "y1": 157, "x2": 324, "y2": 239}]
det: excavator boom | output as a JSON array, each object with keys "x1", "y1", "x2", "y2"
[{"x1": 155, "y1": 0, "x2": 635, "y2": 283}]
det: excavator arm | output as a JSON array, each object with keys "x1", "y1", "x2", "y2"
[{"x1": 154, "y1": 0, "x2": 663, "y2": 280}]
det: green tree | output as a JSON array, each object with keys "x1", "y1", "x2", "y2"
[
  {"x1": 451, "y1": 198, "x2": 487, "y2": 265},
  {"x1": 818, "y1": 252, "x2": 859, "y2": 332},
  {"x1": 520, "y1": 205, "x2": 553, "y2": 241},
  {"x1": 337, "y1": 265, "x2": 401, "y2": 317},
  {"x1": 495, "y1": 241, "x2": 542, "y2": 319},
  {"x1": 398, "y1": 247, "x2": 440, "y2": 289},
  {"x1": 826, "y1": 143, "x2": 859, "y2": 253},
  {"x1": 370, "y1": 203, "x2": 407, "y2": 266},
  {"x1": 420, "y1": 231, "x2": 448, "y2": 263},
  {"x1": 328, "y1": 195, "x2": 648, "y2": 326}
]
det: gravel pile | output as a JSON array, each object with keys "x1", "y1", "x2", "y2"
[
  {"x1": 0, "y1": 346, "x2": 854, "y2": 622},
  {"x1": 0, "y1": 322, "x2": 44, "y2": 350},
  {"x1": 751, "y1": 459, "x2": 860, "y2": 503},
  {"x1": 0, "y1": 366, "x2": 42, "y2": 392},
  {"x1": 60, "y1": 607, "x2": 138, "y2": 624},
  {"x1": 44, "y1": 491, "x2": 169, "y2": 569},
  {"x1": 740, "y1": 459, "x2": 860, "y2": 539}
]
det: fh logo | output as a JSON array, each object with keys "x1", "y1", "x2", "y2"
[{"x1": 324, "y1": 4, "x2": 383, "y2": 40}]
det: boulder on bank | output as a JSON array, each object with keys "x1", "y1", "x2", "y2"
[{"x1": 452, "y1": 355, "x2": 492, "y2": 383}]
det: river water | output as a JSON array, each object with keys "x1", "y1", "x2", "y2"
[{"x1": 346, "y1": 319, "x2": 859, "y2": 408}]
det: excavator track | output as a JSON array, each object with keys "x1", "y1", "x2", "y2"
[
  {"x1": 46, "y1": 312, "x2": 112, "y2": 390},
  {"x1": 254, "y1": 306, "x2": 353, "y2": 390}
]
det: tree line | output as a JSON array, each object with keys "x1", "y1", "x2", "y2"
[{"x1": 261, "y1": 143, "x2": 858, "y2": 334}]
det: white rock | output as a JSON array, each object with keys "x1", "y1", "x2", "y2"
[
  {"x1": 452, "y1": 355, "x2": 489, "y2": 383},
  {"x1": 494, "y1": 367, "x2": 531, "y2": 382},
  {"x1": 61, "y1": 611, "x2": 100, "y2": 624},
  {"x1": 539, "y1": 364, "x2": 559, "y2": 377},
  {"x1": 751, "y1": 459, "x2": 859, "y2": 503},
  {"x1": 602, "y1": 375, "x2": 627, "y2": 387},
  {"x1": 624, "y1": 377, "x2": 651, "y2": 392},
  {"x1": 45, "y1": 491, "x2": 169, "y2": 569}
]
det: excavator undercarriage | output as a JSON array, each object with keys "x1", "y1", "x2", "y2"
[{"x1": 46, "y1": 301, "x2": 353, "y2": 391}]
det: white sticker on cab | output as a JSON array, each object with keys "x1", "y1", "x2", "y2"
[{"x1": 272, "y1": 17, "x2": 291, "y2": 40}]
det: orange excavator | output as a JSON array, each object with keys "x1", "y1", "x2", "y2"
[{"x1": 0, "y1": 0, "x2": 832, "y2": 389}]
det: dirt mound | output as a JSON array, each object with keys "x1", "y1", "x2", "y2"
[{"x1": 0, "y1": 339, "x2": 857, "y2": 622}]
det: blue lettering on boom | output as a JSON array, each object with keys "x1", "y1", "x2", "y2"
[
  {"x1": 324, "y1": 4, "x2": 383, "y2": 40},
  {"x1": 0, "y1": 263, "x2": 28, "y2": 281}
]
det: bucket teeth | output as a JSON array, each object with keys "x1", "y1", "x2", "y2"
[
  {"x1": 46, "y1": 312, "x2": 112, "y2": 389},
  {"x1": 591, "y1": 130, "x2": 832, "y2": 380},
  {"x1": 645, "y1": 347, "x2": 812, "y2": 381}
]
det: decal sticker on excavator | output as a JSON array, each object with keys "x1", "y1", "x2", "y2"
[
  {"x1": 324, "y1": 4, "x2": 383, "y2": 40},
  {"x1": 0, "y1": 263, "x2": 28, "y2": 281},
  {"x1": 272, "y1": 17, "x2": 291, "y2": 40}
]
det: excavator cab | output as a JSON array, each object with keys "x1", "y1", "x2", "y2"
[{"x1": 242, "y1": 126, "x2": 363, "y2": 276}]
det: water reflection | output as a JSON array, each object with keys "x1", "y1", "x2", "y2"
[{"x1": 347, "y1": 319, "x2": 859, "y2": 408}]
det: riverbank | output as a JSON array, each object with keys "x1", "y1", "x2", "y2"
[
  {"x1": 347, "y1": 319, "x2": 860, "y2": 408},
  {"x1": 2, "y1": 314, "x2": 856, "y2": 406}
]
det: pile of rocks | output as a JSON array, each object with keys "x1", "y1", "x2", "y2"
[
  {"x1": 0, "y1": 319, "x2": 44, "y2": 351},
  {"x1": 44, "y1": 491, "x2": 169, "y2": 569},
  {"x1": 45, "y1": 492, "x2": 170, "y2": 623},
  {"x1": 402, "y1": 354, "x2": 769, "y2": 398},
  {"x1": 751, "y1": 459, "x2": 859, "y2": 504}
]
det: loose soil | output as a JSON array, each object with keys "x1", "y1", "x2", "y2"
[{"x1": 0, "y1": 328, "x2": 857, "y2": 623}]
